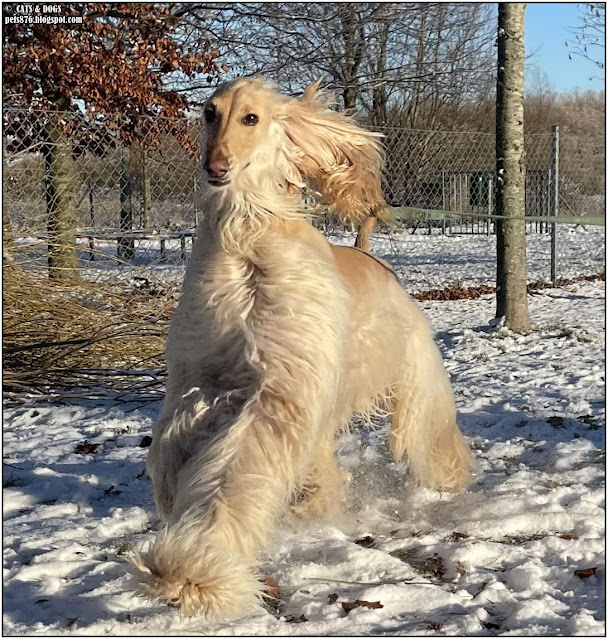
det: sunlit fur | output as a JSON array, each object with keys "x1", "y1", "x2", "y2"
[{"x1": 133, "y1": 78, "x2": 473, "y2": 618}]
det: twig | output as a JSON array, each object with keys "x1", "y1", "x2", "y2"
[{"x1": 303, "y1": 576, "x2": 435, "y2": 587}]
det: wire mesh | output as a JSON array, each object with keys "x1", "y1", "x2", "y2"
[
  {"x1": 559, "y1": 132, "x2": 606, "y2": 221},
  {"x1": 3, "y1": 109, "x2": 605, "y2": 288},
  {"x1": 375, "y1": 128, "x2": 563, "y2": 235}
]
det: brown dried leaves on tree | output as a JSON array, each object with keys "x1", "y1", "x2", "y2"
[{"x1": 3, "y1": 3, "x2": 224, "y2": 157}]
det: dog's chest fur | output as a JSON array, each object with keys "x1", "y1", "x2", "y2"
[{"x1": 168, "y1": 221, "x2": 335, "y2": 397}]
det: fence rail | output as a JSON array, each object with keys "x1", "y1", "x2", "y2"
[{"x1": 3, "y1": 109, "x2": 605, "y2": 286}]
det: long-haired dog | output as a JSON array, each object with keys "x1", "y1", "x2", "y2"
[{"x1": 132, "y1": 79, "x2": 473, "y2": 618}]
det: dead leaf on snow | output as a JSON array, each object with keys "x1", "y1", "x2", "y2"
[
  {"x1": 74, "y1": 440, "x2": 99, "y2": 454},
  {"x1": 445, "y1": 531, "x2": 469, "y2": 542},
  {"x1": 354, "y1": 535, "x2": 375, "y2": 548},
  {"x1": 559, "y1": 532, "x2": 579, "y2": 540},
  {"x1": 342, "y1": 599, "x2": 384, "y2": 614},
  {"x1": 262, "y1": 576, "x2": 280, "y2": 598},
  {"x1": 423, "y1": 619, "x2": 444, "y2": 631},
  {"x1": 574, "y1": 567, "x2": 597, "y2": 579},
  {"x1": 428, "y1": 554, "x2": 445, "y2": 578}
]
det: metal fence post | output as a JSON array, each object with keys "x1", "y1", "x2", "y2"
[
  {"x1": 487, "y1": 177, "x2": 492, "y2": 235},
  {"x1": 545, "y1": 168, "x2": 551, "y2": 234},
  {"x1": 88, "y1": 179, "x2": 95, "y2": 261},
  {"x1": 193, "y1": 175, "x2": 199, "y2": 229},
  {"x1": 141, "y1": 146, "x2": 151, "y2": 230},
  {"x1": 550, "y1": 126, "x2": 559, "y2": 284}
]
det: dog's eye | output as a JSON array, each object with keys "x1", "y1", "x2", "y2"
[
  {"x1": 204, "y1": 106, "x2": 216, "y2": 124},
  {"x1": 242, "y1": 113, "x2": 258, "y2": 126}
]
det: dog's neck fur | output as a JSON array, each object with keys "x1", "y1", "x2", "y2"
[{"x1": 201, "y1": 177, "x2": 305, "y2": 254}]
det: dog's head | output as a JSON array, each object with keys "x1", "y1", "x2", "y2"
[{"x1": 202, "y1": 78, "x2": 385, "y2": 222}]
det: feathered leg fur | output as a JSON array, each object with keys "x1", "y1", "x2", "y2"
[
  {"x1": 290, "y1": 437, "x2": 351, "y2": 521},
  {"x1": 388, "y1": 297, "x2": 473, "y2": 492},
  {"x1": 134, "y1": 222, "x2": 349, "y2": 617}
]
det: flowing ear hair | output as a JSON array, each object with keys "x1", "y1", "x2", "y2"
[{"x1": 280, "y1": 81, "x2": 387, "y2": 223}]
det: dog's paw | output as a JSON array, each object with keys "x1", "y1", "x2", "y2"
[{"x1": 289, "y1": 469, "x2": 351, "y2": 521}]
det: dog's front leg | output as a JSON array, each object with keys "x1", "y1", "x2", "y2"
[
  {"x1": 133, "y1": 234, "x2": 348, "y2": 618},
  {"x1": 146, "y1": 382, "x2": 212, "y2": 520},
  {"x1": 132, "y1": 388, "x2": 321, "y2": 618}
]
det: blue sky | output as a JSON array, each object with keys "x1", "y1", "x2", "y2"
[{"x1": 525, "y1": 2, "x2": 605, "y2": 92}]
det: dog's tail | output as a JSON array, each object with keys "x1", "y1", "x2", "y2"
[
  {"x1": 389, "y1": 300, "x2": 473, "y2": 492},
  {"x1": 354, "y1": 206, "x2": 395, "y2": 253}
]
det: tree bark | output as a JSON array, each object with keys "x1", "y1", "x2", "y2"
[
  {"x1": 371, "y1": 22, "x2": 389, "y2": 126},
  {"x1": 118, "y1": 150, "x2": 135, "y2": 261},
  {"x1": 495, "y1": 3, "x2": 530, "y2": 331},
  {"x1": 3, "y1": 206, "x2": 14, "y2": 247},
  {"x1": 2, "y1": 137, "x2": 14, "y2": 249},
  {"x1": 341, "y1": 5, "x2": 366, "y2": 110},
  {"x1": 44, "y1": 119, "x2": 78, "y2": 281}
]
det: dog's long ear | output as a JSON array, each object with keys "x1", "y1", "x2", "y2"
[{"x1": 280, "y1": 81, "x2": 387, "y2": 223}]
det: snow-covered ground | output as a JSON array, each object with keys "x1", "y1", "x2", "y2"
[
  {"x1": 328, "y1": 224, "x2": 605, "y2": 291},
  {"x1": 3, "y1": 230, "x2": 605, "y2": 636}
]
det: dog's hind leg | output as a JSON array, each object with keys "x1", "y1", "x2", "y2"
[{"x1": 389, "y1": 305, "x2": 473, "y2": 493}]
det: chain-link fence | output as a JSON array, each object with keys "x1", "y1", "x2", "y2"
[
  {"x1": 375, "y1": 127, "x2": 605, "y2": 235},
  {"x1": 377, "y1": 128, "x2": 549, "y2": 235},
  {"x1": 3, "y1": 109, "x2": 605, "y2": 289},
  {"x1": 3, "y1": 109, "x2": 202, "y2": 286}
]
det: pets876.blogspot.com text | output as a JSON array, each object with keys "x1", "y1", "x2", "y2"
[{"x1": 4, "y1": 4, "x2": 83, "y2": 26}]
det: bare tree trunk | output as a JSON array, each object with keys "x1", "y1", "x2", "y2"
[
  {"x1": 2, "y1": 136, "x2": 14, "y2": 249},
  {"x1": 405, "y1": 5, "x2": 428, "y2": 128},
  {"x1": 118, "y1": 151, "x2": 135, "y2": 261},
  {"x1": 371, "y1": 22, "x2": 389, "y2": 126},
  {"x1": 44, "y1": 119, "x2": 78, "y2": 281},
  {"x1": 3, "y1": 207, "x2": 14, "y2": 247},
  {"x1": 495, "y1": 3, "x2": 530, "y2": 331},
  {"x1": 341, "y1": 4, "x2": 366, "y2": 110}
]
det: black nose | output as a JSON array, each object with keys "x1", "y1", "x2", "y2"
[{"x1": 204, "y1": 155, "x2": 229, "y2": 179}]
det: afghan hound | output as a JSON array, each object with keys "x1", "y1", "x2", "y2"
[{"x1": 132, "y1": 79, "x2": 473, "y2": 618}]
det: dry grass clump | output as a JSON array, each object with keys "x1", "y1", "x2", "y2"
[{"x1": 3, "y1": 255, "x2": 176, "y2": 402}]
